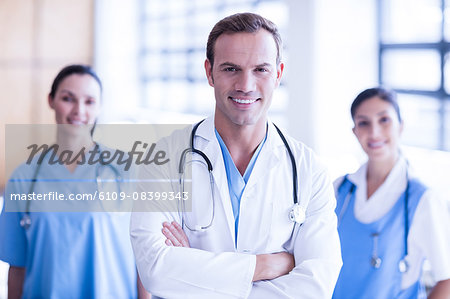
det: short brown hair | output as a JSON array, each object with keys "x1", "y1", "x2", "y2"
[{"x1": 206, "y1": 13, "x2": 282, "y2": 69}]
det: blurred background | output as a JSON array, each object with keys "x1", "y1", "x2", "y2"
[{"x1": 0, "y1": 0, "x2": 449, "y2": 297}]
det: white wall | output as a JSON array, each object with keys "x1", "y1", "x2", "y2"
[
  {"x1": 93, "y1": 0, "x2": 450, "y2": 192},
  {"x1": 285, "y1": 0, "x2": 378, "y2": 178},
  {"x1": 94, "y1": 0, "x2": 140, "y2": 123},
  {"x1": 283, "y1": 0, "x2": 450, "y2": 197}
]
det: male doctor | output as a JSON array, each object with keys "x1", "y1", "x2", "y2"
[{"x1": 131, "y1": 13, "x2": 342, "y2": 298}]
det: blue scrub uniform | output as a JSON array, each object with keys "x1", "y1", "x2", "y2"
[
  {"x1": 215, "y1": 129, "x2": 266, "y2": 244},
  {"x1": 333, "y1": 177, "x2": 427, "y2": 299},
  {"x1": 0, "y1": 145, "x2": 137, "y2": 299}
]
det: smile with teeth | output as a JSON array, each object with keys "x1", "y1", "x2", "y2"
[
  {"x1": 368, "y1": 141, "x2": 386, "y2": 148},
  {"x1": 230, "y1": 97, "x2": 259, "y2": 104},
  {"x1": 68, "y1": 119, "x2": 87, "y2": 125}
]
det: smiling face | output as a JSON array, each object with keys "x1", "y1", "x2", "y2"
[
  {"x1": 48, "y1": 74, "x2": 101, "y2": 125},
  {"x1": 205, "y1": 29, "x2": 283, "y2": 129},
  {"x1": 352, "y1": 96, "x2": 403, "y2": 162}
]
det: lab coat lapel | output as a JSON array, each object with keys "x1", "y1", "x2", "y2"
[
  {"x1": 195, "y1": 117, "x2": 237, "y2": 245},
  {"x1": 237, "y1": 122, "x2": 285, "y2": 251},
  {"x1": 245, "y1": 122, "x2": 284, "y2": 190}
]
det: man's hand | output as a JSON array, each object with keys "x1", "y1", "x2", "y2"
[
  {"x1": 162, "y1": 221, "x2": 190, "y2": 247},
  {"x1": 253, "y1": 252, "x2": 295, "y2": 282},
  {"x1": 162, "y1": 221, "x2": 295, "y2": 282}
]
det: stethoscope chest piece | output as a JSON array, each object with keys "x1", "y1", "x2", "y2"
[
  {"x1": 289, "y1": 203, "x2": 305, "y2": 224},
  {"x1": 371, "y1": 256, "x2": 382, "y2": 268},
  {"x1": 398, "y1": 259, "x2": 409, "y2": 273},
  {"x1": 20, "y1": 214, "x2": 31, "y2": 229}
]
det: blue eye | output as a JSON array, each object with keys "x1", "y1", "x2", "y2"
[
  {"x1": 86, "y1": 98, "x2": 96, "y2": 105},
  {"x1": 224, "y1": 67, "x2": 237, "y2": 72},
  {"x1": 62, "y1": 96, "x2": 73, "y2": 102},
  {"x1": 255, "y1": 68, "x2": 268, "y2": 72}
]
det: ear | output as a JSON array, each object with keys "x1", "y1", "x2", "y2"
[
  {"x1": 274, "y1": 62, "x2": 284, "y2": 88},
  {"x1": 352, "y1": 126, "x2": 356, "y2": 136},
  {"x1": 48, "y1": 94, "x2": 55, "y2": 110},
  {"x1": 205, "y1": 59, "x2": 214, "y2": 87}
]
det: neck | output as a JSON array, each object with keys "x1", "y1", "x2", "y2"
[
  {"x1": 56, "y1": 131, "x2": 94, "y2": 150},
  {"x1": 366, "y1": 152, "x2": 399, "y2": 198},
  {"x1": 56, "y1": 127, "x2": 94, "y2": 172},
  {"x1": 214, "y1": 117, "x2": 267, "y2": 175}
]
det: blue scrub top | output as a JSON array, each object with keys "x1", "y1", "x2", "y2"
[
  {"x1": 333, "y1": 177, "x2": 427, "y2": 299},
  {"x1": 215, "y1": 129, "x2": 267, "y2": 245},
  {"x1": 0, "y1": 145, "x2": 137, "y2": 299}
]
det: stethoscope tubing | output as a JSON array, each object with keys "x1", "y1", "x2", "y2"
[
  {"x1": 337, "y1": 170, "x2": 411, "y2": 271},
  {"x1": 21, "y1": 143, "x2": 121, "y2": 228},
  {"x1": 178, "y1": 120, "x2": 300, "y2": 231}
]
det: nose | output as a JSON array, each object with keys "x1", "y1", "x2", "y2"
[
  {"x1": 235, "y1": 71, "x2": 256, "y2": 93},
  {"x1": 369, "y1": 123, "x2": 381, "y2": 138},
  {"x1": 73, "y1": 101, "x2": 86, "y2": 116}
]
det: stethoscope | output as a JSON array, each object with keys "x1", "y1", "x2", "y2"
[
  {"x1": 337, "y1": 173, "x2": 411, "y2": 273},
  {"x1": 20, "y1": 143, "x2": 122, "y2": 229},
  {"x1": 178, "y1": 120, "x2": 306, "y2": 232}
]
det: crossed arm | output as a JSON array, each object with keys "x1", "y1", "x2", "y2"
[
  {"x1": 161, "y1": 221, "x2": 295, "y2": 282},
  {"x1": 133, "y1": 146, "x2": 342, "y2": 298}
]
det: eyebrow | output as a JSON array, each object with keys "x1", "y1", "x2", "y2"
[
  {"x1": 59, "y1": 90, "x2": 76, "y2": 97},
  {"x1": 376, "y1": 110, "x2": 389, "y2": 116},
  {"x1": 254, "y1": 62, "x2": 273, "y2": 68},
  {"x1": 218, "y1": 62, "x2": 274, "y2": 69},
  {"x1": 59, "y1": 89, "x2": 96, "y2": 100},
  {"x1": 217, "y1": 62, "x2": 239, "y2": 70},
  {"x1": 355, "y1": 110, "x2": 389, "y2": 119}
]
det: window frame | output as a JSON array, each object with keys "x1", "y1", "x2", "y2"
[
  {"x1": 377, "y1": 0, "x2": 450, "y2": 151},
  {"x1": 136, "y1": 0, "x2": 288, "y2": 119}
]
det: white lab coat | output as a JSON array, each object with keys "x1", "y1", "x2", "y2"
[{"x1": 130, "y1": 116, "x2": 342, "y2": 299}]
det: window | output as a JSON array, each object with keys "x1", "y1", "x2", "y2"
[
  {"x1": 138, "y1": 0, "x2": 288, "y2": 121},
  {"x1": 378, "y1": 0, "x2": 450, "y2": 151}
]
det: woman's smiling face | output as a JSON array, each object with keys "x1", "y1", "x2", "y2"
[
  {"x1": 352, "y1": 96, "x2": 403, "y2": 161},
  {"x1": 48, "y1": 74, "x2": 101, "y2": 125}
]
